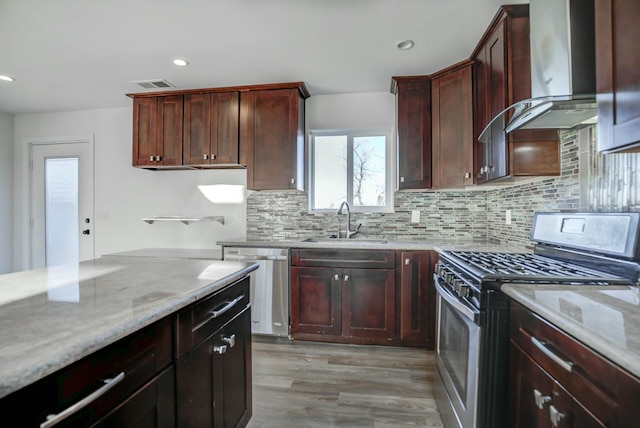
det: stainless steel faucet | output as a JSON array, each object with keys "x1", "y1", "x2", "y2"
[{"x1": 336, "y1": 201, "x2": 360, "y2": 239}]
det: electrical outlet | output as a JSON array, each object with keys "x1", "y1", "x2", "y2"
[
  {"x1": 505, "y1": 210, "x2": 512, "y2": 225},
  {"x1": 411, "y1": 210, "x2": 420, "y2": 224}
]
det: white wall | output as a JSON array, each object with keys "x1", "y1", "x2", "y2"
[
  {"x1": 0, "y1": 111, "x2": 14, "y2": 274},
  {"x1": 13, "y1": 107, "x2": 247, "y2": 272},
  {"x1": 306, "y1": 92, "x2": 395, "y2": 131}
]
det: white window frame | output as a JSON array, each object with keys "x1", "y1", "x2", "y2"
[{"x1": 308, "y1": 128, "x2": 394, "y2": 213}]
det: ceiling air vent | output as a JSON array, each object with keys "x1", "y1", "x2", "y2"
[{"x1": 132, "y1": 79, "x2": 176, "y2": 89}]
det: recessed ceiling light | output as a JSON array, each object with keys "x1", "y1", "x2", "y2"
[
  {"x1": 396, "y1": 40, "x2": 415, "y2": 50},
  {"x1": 0, "y1": 74, "x2": 15, "y2": 82},
  {"x1": 172, "y1": 58, "x2": 189, "y2": 67}
]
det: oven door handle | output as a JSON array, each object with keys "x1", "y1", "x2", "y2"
[{"x1": 435, "y1": 278, "x2": 479, "y2": 324}]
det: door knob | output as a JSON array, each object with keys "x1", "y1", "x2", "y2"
[{"x1": 82, "y1": 229, "x2": 90, "y2": 235}]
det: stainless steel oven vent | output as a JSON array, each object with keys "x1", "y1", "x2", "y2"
[{"x1": 132, "y1": 79, "x2": 175, "y2": 89}]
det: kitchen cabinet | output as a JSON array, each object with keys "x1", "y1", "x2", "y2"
[
  {"x1": 431, "y1": 60, "x2": 474, "y2": 189},
  {"x1": 0, "y1": 318, "x2": 174, "y2": 427},
  {"x1": 595, "y1": 0, "x2": 640, "y2": 153},
  {"x1": 391, "y1": 76, "x2": 432, "y2": 189},
  {"x1": 183, "y1": 91, "x2": 240, "y2": 165},
  {"x1": 132, "y1": 95, "x2": 183, "y2": 167},
  {"x1": 471, "y1": 5, "x2": 559, "y2": 183},
  {"x1": 239, "y1": 84, "x2": 308, "y2": 191},
  {"x1": 290, "y1": 249, "x2": 396, "y2": 345},
  {"x1": 509, "y1": 301, "x2": 640, "y2": 427},
  {"x1": 397, "y1": 250, "x2": 435, "y2": 348},
  {"x1": 175, "y1": 277, "x2": 252, "y2": 428}
]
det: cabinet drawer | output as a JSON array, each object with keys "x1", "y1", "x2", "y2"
[
  {"x1": 0, "y1": 318, "x2": 172, "y2": 427},
  {"x1": 175, "y1": 277, "x2": 250, "y2": 358},
  {"x1": 291, "y1": 249, "x2": 396, "y2": 269},
  {"x1": 510, "y1": 301, "x2": 640, "y2": 426}
]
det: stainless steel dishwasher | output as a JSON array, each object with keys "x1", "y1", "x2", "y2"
[{"x1": 222, "y1": 246, "x2": 289, "y2": 337}]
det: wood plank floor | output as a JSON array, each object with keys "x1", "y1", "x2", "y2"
[{"x1": 247, "y1": 336, "x2": 444, "y2": 428}]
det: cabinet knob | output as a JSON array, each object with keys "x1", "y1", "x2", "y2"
[
  {"x1": 222, "y1": 334, "x2": 236, "y2": 348},
  {"x1": 203, "y1": 154, "x2": 208, "y2": 160},
  {"x1": 334, "y1": 274, "x2": 340, "y2": 281},
  {"x1": 149, "y1": 155, "x2": 154, "y2": 162},
  {"x1": 213, "y1": 344, "x2": 228, "y2": 355},
  {"x1": 211, "y1": 154, "x2": 217, "y2": 160},
  {"x1": 405, "y1": 258, "x2": 410, "y2": 265},
  {"x1": 290, "y1": 178, "x2": 295, "y2": 184},
  {"x1": 533, "y1": 389, "x2": 552, "y2": 410},
  {"x1": 344, "y1": 274, "x2": 349, "y2": 282},
  {"x1": 400, "y1": 177, "x2": 405, "y2": 183},
  {"x1": 549, "y1": 405, "x2": 568, "y2": 427},
  {"x1": 464, "y1": 172, "x2": 471, "y2": 179},
  {"x1": 156, "y1": 155, "x2": 162, "y2": 162}
]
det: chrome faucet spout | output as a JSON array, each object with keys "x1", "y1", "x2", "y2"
[{"x1": 336, "y1": 201, "x2": 359, "y2": 239}]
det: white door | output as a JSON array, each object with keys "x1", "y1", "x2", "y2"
[{"x1": 31, "y1": 142, "x2": 94, "y2": 268}]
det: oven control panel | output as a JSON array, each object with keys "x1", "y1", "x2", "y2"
[{"x1": 435, "y1": 260, "x2": 481, "y2": 309}]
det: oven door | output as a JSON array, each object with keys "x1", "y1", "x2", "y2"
[{"x1": 434, "y1": 277, "x2": 481, "y2": 428}]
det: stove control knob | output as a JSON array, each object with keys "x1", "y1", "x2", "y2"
[
  {"x1": 452, "y1": 279, "x2": 462, "y2": 293},
  {"x1": 459, "y1": 285, "x2": 470, "y2": 298}
]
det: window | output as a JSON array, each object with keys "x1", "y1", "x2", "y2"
[{"x1": 309, "y1": 129, "x2": 393, "y2": 212}]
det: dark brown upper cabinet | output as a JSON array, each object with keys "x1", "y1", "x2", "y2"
[
  {"x1": 132, "y1": 95, "x2": 183, "y2": 168},
  {"x1": 239, "y1": 84, "x2": 308, "y2": 191},
  {"x1": 431, "y1": 60, "x2": 474, "y2": 189},
  {"x1": 471, "y1": 5, "x2": 559, "y2": 183},
  {"x1": 595, "y1": 0, "x2": 640, "y2": 153},
  {"x1": 183, "y1": 91, "x2": 240, "y2": 166},
  {"x1": 391, "y1": 76, "x2": 432, "y2": 190}
]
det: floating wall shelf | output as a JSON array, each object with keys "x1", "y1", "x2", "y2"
[{"x1": 142, "y1": 216, "x2": 225, "y2": 225}]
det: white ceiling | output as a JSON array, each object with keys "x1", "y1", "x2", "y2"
[{"x1": 0, "y1": 0, "x2": 528, "y2": 115}]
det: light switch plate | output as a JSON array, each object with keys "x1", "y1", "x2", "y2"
[
  {"x1": 411, "y1": 210, "x2": 420, "y2": 224},
  {"x1": 505, "y1": 210, "x2": 512, "y2": 225}
]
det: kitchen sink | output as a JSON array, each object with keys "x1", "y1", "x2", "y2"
[{"x1": 300, "y1": 238, "x2": 388, "y2": 244}]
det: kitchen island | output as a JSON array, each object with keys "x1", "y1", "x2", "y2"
[{"x1": 0, "y1": 256, "x2": 258, "y2": 427}]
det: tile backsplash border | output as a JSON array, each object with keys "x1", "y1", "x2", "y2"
[{"x1": 247, "y1": 126, "x2": 638, "y2": 246}]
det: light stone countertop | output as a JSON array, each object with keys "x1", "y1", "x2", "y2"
[
  {"x1": 0, "y1": 257, "x2": 258, "y2": 399},
  {"x1": 502, "y1": 284, "x2": 640, "y2": 378},
  {"x1": 104, "y1": 247, "x2": 222, "y2": 260},
  {"x1": 217, "y1": 237, "x2": 532, "y2": 254}
]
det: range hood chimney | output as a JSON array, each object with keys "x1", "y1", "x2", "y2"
[{"x1": 479, "y1": 0, "x2": 596, "y2": 142}]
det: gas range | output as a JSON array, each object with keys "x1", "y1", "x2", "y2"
[{"x1": 433, "y1": 212, "x2": 640, "y2": 428}]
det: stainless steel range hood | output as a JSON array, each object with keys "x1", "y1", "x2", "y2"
[{"x1": 479, "y1": 0, "x2": 596, "y2": 142}]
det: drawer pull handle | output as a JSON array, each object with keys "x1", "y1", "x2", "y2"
[
  {"x1": 550, "y1": 405, "x2": 568, "y2": 427},
  {"x1": 40, "y1": 372, "x2": 125, "y2": 428},
  {"x1": 531, "y1": 337, "x2": 573, "y2": 372},
  {"x1": 534, "y1": 389, "x2": 552, "y2": 410},
  {"x1": 211, "y1": 295, "x2": 245, "y2": 318}
]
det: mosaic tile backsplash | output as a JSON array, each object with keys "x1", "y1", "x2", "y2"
[{"x1": 247, "y1": 125, "x2": 640, "y2": 246}]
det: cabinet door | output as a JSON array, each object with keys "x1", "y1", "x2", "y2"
[
  {"x1": 432, "y1": 63, "x2": 474, "y2": 189},
  {"x1": 211, "y1": 91, "x2": 240, "y2": 164},
  {"x1": 132, "y1": 97, "x2": 158, "y2": 166},
  {"x1": 342, "y1": 268, "x2": 395, "y2": 339},
  {"x1": 176, "y1": 307, "x2": 251, "y2": 428},
  {"x1": 240, "y1": 89, "x2": 302, "y2": 190},
  {"x1": 93, "y1": 367, "x2": 175, "y2": 428},
  {"x1": 397, "y1": 251, "x2": 434, "y2": 347},
  {"x1": 509, "y1": 342, "x2": 558, "y2": 428},
  {"x1": 395, "y1": 79, "x2": 432, "y2": 189},
  {"x1": 596, "y1": 0, "x2": 640, "y2": 152},
  {"x1": 183, "y1": 93, "x2": 211, "y2": 165},
  {"x1": 156, "y1": 95, "x2": 183, "y2": 166},
  {"x1": 290, "y1": 266, "x2": 342, "y2": 336},
  {"x1": 475, "y1": 22, "x2": 508, "y2": 183}
]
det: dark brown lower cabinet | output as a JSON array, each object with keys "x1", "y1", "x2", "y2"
[
  {"x1": 290, "y1": 249, "x2": 435, "y2": 347},
  {"x1": 509, "y1": 301, "x2": 640, "y2": 427},
  {"x1": 0, "y1": 277, "x2": 252, "y2": 428},
  {"x1": 397, "y1": 251, "x2": 435, "y2": 348},
  {"x1": 176, "y1": 307, "x2": 252, "y2": 428}
]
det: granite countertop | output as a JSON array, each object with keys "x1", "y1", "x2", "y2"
[
  {"x1": 104, "y1": 247, "x2": 222, "y2": 260},
  {"x1": 0, "y1": 256, "x2": 258, "y2": 399},
  {"x1": 503, "y1": 284, "x2": 640, "y2": 378},
  {"x1": 217, "y1": 237, "x2": 531, "y2": 253}
]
